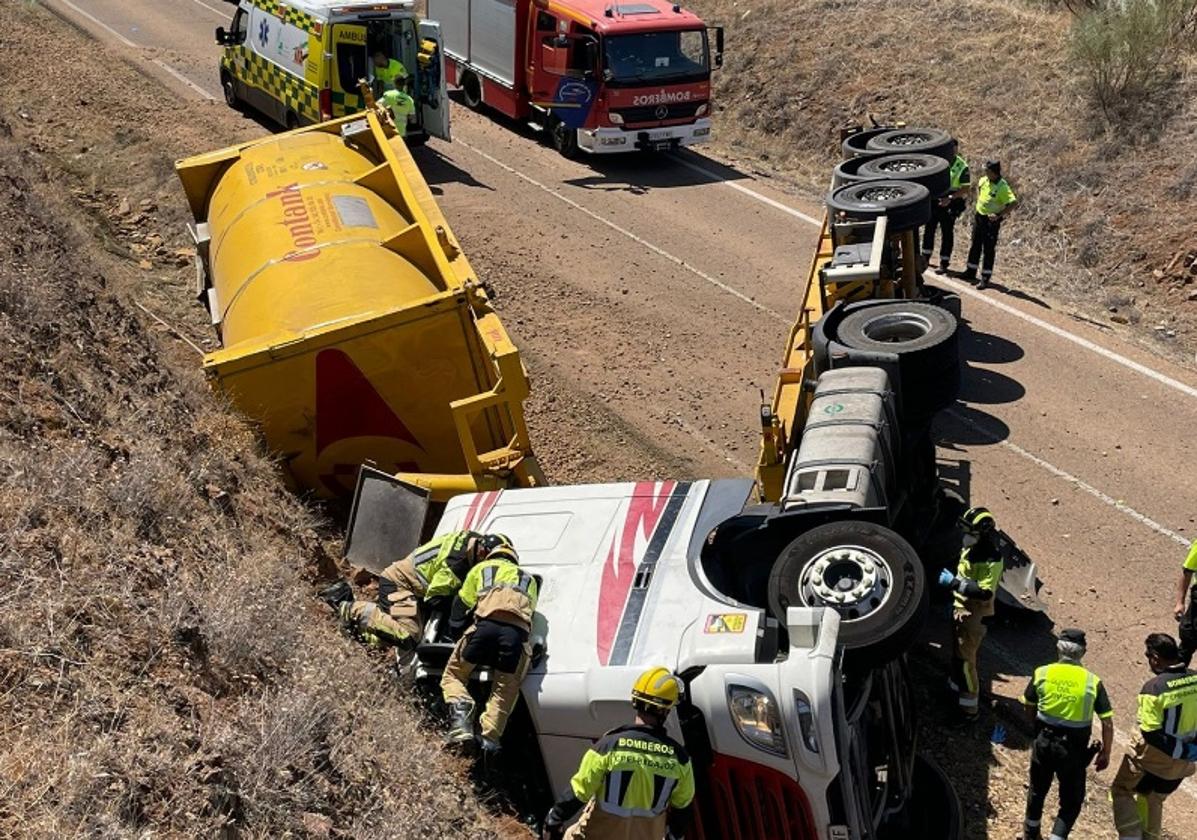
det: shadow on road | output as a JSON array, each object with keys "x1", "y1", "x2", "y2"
[{"x1": 413, "y1": 145, "x2": 496, "y2": 191}]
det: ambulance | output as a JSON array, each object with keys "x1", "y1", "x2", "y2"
[{"x1": 214, "y1": 0, "x2": 451, "y2": 142}]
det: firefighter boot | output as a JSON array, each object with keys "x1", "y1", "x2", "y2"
[{"x1": 447, "y1": 698, "x2": 477, "y2": 745}]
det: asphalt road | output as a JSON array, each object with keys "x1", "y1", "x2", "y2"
[{"x1": 38, "y1": 0, "x2": 1197, "y2": 830}]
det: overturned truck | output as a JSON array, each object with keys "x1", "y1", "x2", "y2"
[{"x1": 348, "y1": 127, "x2": 1008, "y2": 838}]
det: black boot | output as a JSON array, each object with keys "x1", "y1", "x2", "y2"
[
  {"x1": 447, "y1": 698, "x2": 477, "y2": 744},
  {"x1": 318, "y1": 579, "x2": 354, "y2": 609}
]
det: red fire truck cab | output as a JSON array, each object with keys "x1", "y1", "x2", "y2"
[{"x1": 428, "y1": 0, "x2": 722, "y2": 156}]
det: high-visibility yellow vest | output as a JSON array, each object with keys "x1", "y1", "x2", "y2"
[
  {"x1": 976, "y1": 175, "x2": 1016, "y2": 215},
  {"x1": 1029, "y1": 662, "x2": 1110, "y2": 728},
  {"x1": 949, "y1": 155, "x2": 971, "y2": 191},
  {"x1": 570, "y1": 724, "x2": 695, "y2": 822},
  {"x1": 376, "y1": 58, "x2": 408, "y2": 88},
  {"x1": 380, "y1": 90, "x2": 416, "y2": 137}
]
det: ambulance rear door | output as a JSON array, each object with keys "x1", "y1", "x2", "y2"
[{"x1": 417, "y1": 20, "x2": 451, "y2": 141}]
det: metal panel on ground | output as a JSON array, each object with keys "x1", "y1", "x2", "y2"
[{"x1": 344, "y1": 466, "x2": 430, "y2": 574}]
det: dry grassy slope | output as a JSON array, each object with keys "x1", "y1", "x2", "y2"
[
  {"x1": 0, "y1": 4, "x2": 518, "y2": 837},
  {"x1": 692, "y1": 0, "x2": 1197, "y2": 356}
]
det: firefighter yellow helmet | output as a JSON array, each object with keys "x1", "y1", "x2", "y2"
[
  {"x1": 631, "y1": 666, "x2": 681, "y2": 713},
  {"x1": 961, "y1": 506, "x2": 996, "y2": 534},
  {"x1": 486, "y1": 545, "x2": 520, "y2": 566},
  {"x1": 477, "y1": 532, "x2": 513, "y2": 556}
]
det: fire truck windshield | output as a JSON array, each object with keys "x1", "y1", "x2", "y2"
[{"x1": 602, "y1": 30, "x2": 709, "y2": 85}]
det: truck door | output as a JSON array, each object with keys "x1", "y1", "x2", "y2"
[
  {"x1": 331, "y1": 23, "x2": 369, "y2": 115},
  {"x1": 417, "y1": 20, "x2": 451, "y2": 141}
]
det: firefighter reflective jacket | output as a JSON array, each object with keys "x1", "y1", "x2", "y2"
[
  {"x1": 1023, "y1": 662, "x2": 1114, "y2": 730},
  {"x1": 954, "y1": 539, "x2": 1004, "y2": 616},
  {"x1": 408, "y1": 530, "x2": 478, "y2": 599},
  {"x1": 458, "y1": 557, "x2": 538, "y2": 629},
  {"x1": 1138, "y1": 665, "x2": 1197, "y2": 759},
  {"x1": 950, "y1": 155, "x2": 972, "y2": 192}
]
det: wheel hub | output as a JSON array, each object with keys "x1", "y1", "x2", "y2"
[
  {"x1": 857, "y1": 185, "x2": 907, "y2": 202},
  {"x1": 876, "y1": 157, "x2": 924, "y2": 174},
  {"x1": 800, "y1": 545, "x2": 893, "y2": 621},
  {"x1": 860, "y1": 311, "x2": 932, "y2": 343}
]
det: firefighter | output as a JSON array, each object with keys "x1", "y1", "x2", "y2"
[
  {"x1": 1175, "y1": 540, "x2": 1197, "y2": 666},
  {"x1": 541, "y1": 667, "x2": 695, "y2": 840},
  {"x1": 963, "y1": 160, "x2": 1017, "y2": 289},
  {"x1": 1019, "y1": 628, "x2": 1114, "y2": 840},
  {"x1": 1110, "y1": 633, "x2": 1197, "y2": 840},
  {"x1": 441, "y1": 544, "x2": 538, "y2": 753},
  {"x1": 372, "y1": 49, "x2": 408, "y2": 90},
  {"x1": 320, "y1": 531, "x2": 512, "y2": 650},
  {"x1": 922, "y1": 139, "x2": 971, "y2": 272},
  {"x1": 938, "y1": 505, "x2": 1004, "y2": 721},
  {"x1": 379, "y1": 76, "x2": 416, "y2": 138}
]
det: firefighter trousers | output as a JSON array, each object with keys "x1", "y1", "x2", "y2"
[
  {"x1": 1025, "y1": 729, "x2": 1088, "y2": 838},
  {"x1": 952, "y1": 607, "x2": 987, "y2": 714},
  {"x1": 1110, "y1": 739, "x2": 1195, "y2": 840},
  {"x1": 343, "y1": 557, "x2": 422, "y2": 647},
  {"x1": 441, "y1": 618, "x2": 531, "y2": 742}
]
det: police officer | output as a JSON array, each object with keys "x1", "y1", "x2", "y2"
[
  {"x1": 320, "y1": 531, "x2": 511, "y2": 650},
  {"x1": 1020, "y1": 628, "x2": 1114, "y2": 840},
  {"x1": 441, "y1": 544, "x2": 538, "y2": 753},
  {"x1": 964, "y1": 160, "x2": 1017, "y2": 289},
  {"x1": 938, "y1": 506, "x2": 1004, "y2": 720},
  {"x1": 1110, "y1": 633, "x2": 1197, "y2": 840},
  {"x1": 379, "y1": 76, "x2": 416, "y2": 138},
  {"x1": 372, "y1": 49, "x2": 408, "y2": 90},
  {"x1": 1174, "y1": 540, "x2": 1197, "y2": 666},
  {"x1": 922, "y1": 139, "x2": 972, "y2": 273},
  {"x1": 542, "y1": 667, "x2": 695, "y2": 840}
]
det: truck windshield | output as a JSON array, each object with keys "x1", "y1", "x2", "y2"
[{"x1": 603, "y1": 30, "x2": 709, "y2": 85}]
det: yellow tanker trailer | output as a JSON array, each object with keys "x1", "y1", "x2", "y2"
[{"x1": 175, "y1": 111, "x2": 542, "y2": 500}]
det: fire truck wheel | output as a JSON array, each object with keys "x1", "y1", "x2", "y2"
[
  {"x1": 769, "y1": 520, "x2": 928, "y2": 666},
  {"x1": 826, "y1": 180, "x2": 931, "y2": 232},
  {"x1": 855, "y1": 153, "x2": 950, "y2": 199},
  {"x1": 865, "y1": 127, "x2": 955, "y2": 161},
  {"x1": 831, "y1": 152, "x2": 885, "y2": 189},
  {"x1": 834, "y1": 301, "x2": 960, "y2": 420},
  {"x1": 841, "y1": 127, "x2": 890, "y2": 158},
  {"x1": 461, "y1": 72, "x2": 483, "y2": 110},
  {"x1": 549, "y1": 118, "x2": 579, "y2": 159}
]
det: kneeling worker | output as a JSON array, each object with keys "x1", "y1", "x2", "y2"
[
  {"x1": 1020, "y1": 628, "x2": 1113, "y2": 840},
  {"x1": 441, "y1": 543, "x2": 538, "y2": 752},
  {"x1": 321, "y1": 531, "x2": 511, "y2": 649},
  {"x1": 542, "y1": 667, "x2": 695, "y2": 840}
]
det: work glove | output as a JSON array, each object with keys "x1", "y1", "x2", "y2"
[
  {"x1": 1182, "y1": 742, "x2": 1197, "y2": 762},
  {"x1": 937, "y1": 569, "x2": 957, "y2": 588}
]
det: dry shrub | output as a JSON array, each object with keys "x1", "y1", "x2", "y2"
[{"x1": 0, "y1": 113, "x2": 507, "y2": 838}]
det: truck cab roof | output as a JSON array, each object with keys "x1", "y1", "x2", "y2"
[{"x1": 553, "y1": 0, "x2": 707, "y2": 34}]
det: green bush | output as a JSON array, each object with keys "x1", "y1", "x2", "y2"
[{"x1": 1068, "y1": 0, "x2": 1195, "y2": 124}]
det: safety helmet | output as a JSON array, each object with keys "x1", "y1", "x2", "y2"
[
  {"x1": 476, "y1": 533, "x2": 513, "y2": 556},
  {"x1": 960, "y1": 506, "x2": 996, "y2": 534},
  {"x1": 631, "y1": 667, "x2": 681, "y2": 714},
  {"x1": 486, "y1": 545, "x2": 520, "y2": 566}
]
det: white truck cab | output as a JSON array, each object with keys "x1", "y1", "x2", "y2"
[{"x1": 386, "y1": 477, "x2": 961, "y2": 838}]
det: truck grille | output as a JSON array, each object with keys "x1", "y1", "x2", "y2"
[
  {"x1": 693, "y1": 753, "x2": 818, "y2": 840},
  {"x1": 614, "y1": 100, "x2": 705, "y2": 125}
]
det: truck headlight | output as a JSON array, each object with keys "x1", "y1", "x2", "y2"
[
  {"x1": 608, "y1": 112, "x2": 624, "y2": 125},
  {"x1": 727, "y1": 684, "x2": 788, "y2": 757},
  {"x1": 695, "y1": 103, "x2": 709, "y2": 117}
]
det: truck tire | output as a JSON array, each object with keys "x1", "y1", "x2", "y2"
[
  {"x1": 832, "y1": 152, "x2": 885, "y2": 188},
  {"x1": 826, "y1": 180, "x2": 930, "y2": 232},
  {"x1": 841, "y1": 127, "x2": 890, "y2": 158},
  {"x1": 549, "y1": 117, "x2": 579, "y2": 159},
  {"x1": 834, "y1": 301, "x2": 960, "y2": 419},
  {"x1": 768, "y1": 520, "x2": 928, "y2": 666},
  {"x1": 866, "y1": 127, "x2": 954, "y2": 161},
  {"x1": 461, "y1": 71, "x2": 483, "y2": 110},
  {"x1": 855, "y1": 153, "x2": 950, "y2": 198}
]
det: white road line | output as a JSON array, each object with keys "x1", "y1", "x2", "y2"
[
  {"x1": 946, "y1": 407, "x2": 1189, "y2": 547},
  {"x1": 180, "y1": 0, "x2": 229, "y2": 18},
  {"x1": 152, "y1": 59, "x2": 218, "y2": 101},
  {"x1": 939, "y1": 275, "x2": 1197, "y2": 402},
  {"x1": 455, "y1": 140, "x2": 788, "y2": 323},
  {"x1": 674, "y1": 155, "x2": 824, "y2": 227},
  {"x1": 52, "y1": 0, "x2": 137, "y2": 47}
]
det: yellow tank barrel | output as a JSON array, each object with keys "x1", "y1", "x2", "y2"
[{"x1": 176, "y1": 111, "x2": 542, "y2": 498}]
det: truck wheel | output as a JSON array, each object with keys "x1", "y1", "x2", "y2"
[
  {"x1": 284, "y1": 111, "x2": 299, "y2": 131},
  {"x1": 832, "y1": 152, "x2": 885, "y2": 188},
  {"x1": 826, "y1": 180, "x2": 930, "y2": 232},
  {"x1": 834, "y1": 301, "x2": 960, "y2": 419},
  {"x1": 768, "y1": 520, "x2": 928, "y2": 666},
  {"x1": 841, "y1": 127, "x2": 890, "y2": 158},
  {"x1": 220, "y1": 71, "x2": 241, "y2": 111},
  {"x1": 855, "y1": 153, "x2": 950, "y2": 198},
  {"x1": 461, "y1": 71, "x2": 483, "y2": 110},
  {"x1": 866, "y1": 127, "x2": 954, "y2": 161},
  {"x1": 549, "y1": 118, "x2": 579, "y2": 159}
]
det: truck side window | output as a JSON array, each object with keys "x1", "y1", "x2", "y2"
[
  {"x1": 536, "y1": 12, "x2": 557, "y2": 33},
  {"x1": 569, "y1": 27, "x2": 596, "y2": 74},
  {"x1": 231, "y1": 9, "x2": 248, "y2": 44}
]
